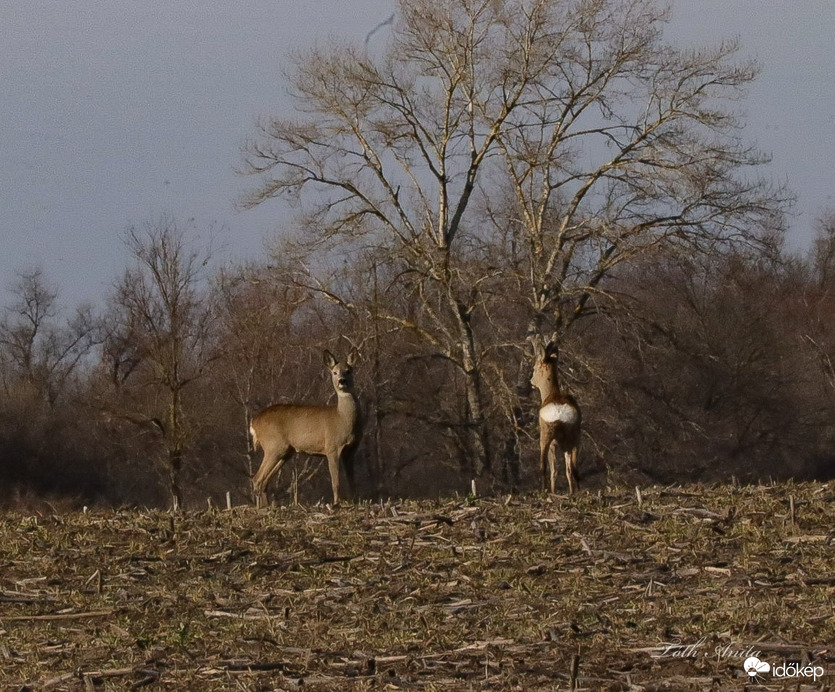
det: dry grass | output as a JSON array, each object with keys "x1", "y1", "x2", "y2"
[{"x1": 1, "y1": 482, "x2": 833, "y2": 690}]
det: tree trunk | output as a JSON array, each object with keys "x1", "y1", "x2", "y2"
[
  {"x1": 168, "y1": 450, "x2": 183, "y2": 510},
  {"x1": 166, "y1": 387, "x2": 184, "y2": 510},
  {"x1": 451, "y1": 298, "x2": 491, "y2": 476}
]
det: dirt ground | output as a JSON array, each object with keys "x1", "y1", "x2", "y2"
[{"x1": 1, "y1": 482, "x2": 833, "y2": 690}]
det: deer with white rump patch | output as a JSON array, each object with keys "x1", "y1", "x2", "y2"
[
  {"x1": 530, "y1": 334, "x2": 581, "y2": 494},
  {"x1": 250, "y1": 350, "x2": 361, "y2": 507}
]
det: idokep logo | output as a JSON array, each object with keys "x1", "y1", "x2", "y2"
[
  {"x1": 744, "y1": 656, "x2": 825, "y2": 682},
  {"x1": 743, "y1": 656, "x2": 770, "y2": 677}
]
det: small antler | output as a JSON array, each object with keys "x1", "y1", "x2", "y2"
[{"x1": 527, "y1": 332, "x2": 545, "y2": 360}]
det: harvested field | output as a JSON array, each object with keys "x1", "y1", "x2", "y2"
[{"x1": 1, "y1": 482, "x2": 833, "y2": 690}]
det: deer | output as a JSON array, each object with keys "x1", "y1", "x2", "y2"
[
  {"x1": 250, "y1": 349, "x2": 361, "y2": 507},
  {"x1": 529, "y1": 334, "x2": 581, "y2": 495}
]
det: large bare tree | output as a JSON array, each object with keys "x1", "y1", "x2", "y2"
[
  {"x1": 242, "y1": 0, "x2": 785, "y2": 479},
  {"x1": 487, "y1": 0, "x2": 786, "y2": 334},
  {"x1": 109, "y1": 216, "x2": 216, "y2": 508}
]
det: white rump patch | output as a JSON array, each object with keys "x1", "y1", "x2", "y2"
[{"x1": 540, "y1": 403, "x2": 579, "y2": 424}]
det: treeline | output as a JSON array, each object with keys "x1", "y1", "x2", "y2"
[
  {"x1": 1, "y1": 214, "x2": 834, "y2": 509},
  {"x1": 5, "y1": 0, "x2": 834, "y2": 508}
]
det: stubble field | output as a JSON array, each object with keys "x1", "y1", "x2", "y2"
[{"x1": 1, "y1": 482, "x2": 833, "y2": 691}]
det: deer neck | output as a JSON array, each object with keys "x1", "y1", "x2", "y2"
[
  {"x1": 537, "y1": 370, "x2": 562, "y2": 404},
  {"x1": 336, "y1": 390, "x2": 360, "y2": 425}
]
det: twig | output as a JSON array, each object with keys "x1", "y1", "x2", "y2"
[
  {"x1": 569, "y1": 651, "x2": 580, "y2": 691},
  {"x1": 3, "y1": 609, "x2": 114, "y2": 622},
  {"x1": 218, "y1": 659, "x2": 288, "y2": 672}
]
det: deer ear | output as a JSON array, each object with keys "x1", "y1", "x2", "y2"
[
  {"x1": 545, "y1": 332, "x2": 560, "y2": 359},
  {"x1": 346, "y1": 350, "x2": 357, "y2": 367},
  {"x1": 323, "y1": 350, "x2": 337, "y2": 368}
]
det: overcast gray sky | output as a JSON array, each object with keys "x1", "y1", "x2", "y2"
[{"x1": 2, "y1": 1, "x2": 834, "y2": 307}]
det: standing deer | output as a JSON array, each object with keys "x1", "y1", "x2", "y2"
[
  {"x1": 250, "y1": 350, "x2": 361, "y2": 507},
  {"x1": 530, "y1": 334, "x2": 581, "y2": 494}
]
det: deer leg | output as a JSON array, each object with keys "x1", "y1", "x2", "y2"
[
  {"x1": 341, "y1": 449, "x2": 356, "y2": 501},
  {"x1": 326, "y1": 452, "x2": 342, "y2": 506},
  {"x1": 549, "y1": 445, "x2": 559, "y2": 494},
  {"x1": 539, "y1": 441, "x2": 550, "y2": 492},
  {"x1": 564, "y1": 449, "x2": 575, "y2": 495},
  {"x1": 567, "y1": 446, "x2": 579, "y2": 495},
  {"x1": 252, "y1": 453, "x2": 272, "y2": 508},
  {"x1": 253, "y1": 446, "x2": 291, "y2": 508}
]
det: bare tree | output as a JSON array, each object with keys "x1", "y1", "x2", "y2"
[
  {"x1": 488, "y1": 0, "x2": 787, "y2": 336},
  {"x1": 242, "y1": 0, "x2": 786, "y2": 483},
  {"x1": 110, "y1": 216, "x2": 216, "y2": 508},
  {"x1": 213, "y1": 264, "x2": 309, "y2": 479},
  {"x1": 242, "y1": 0, "x2": 527, "y2": 474},
  {"x1": 810, "y1": 211, "x2": 835, "y2": 290},
  {"x1": 0, "y1": 268, "x2": 95, "y2": 407},
  {"x1": 799, "y1": 212, "x2": 835, "y2": 456}
]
